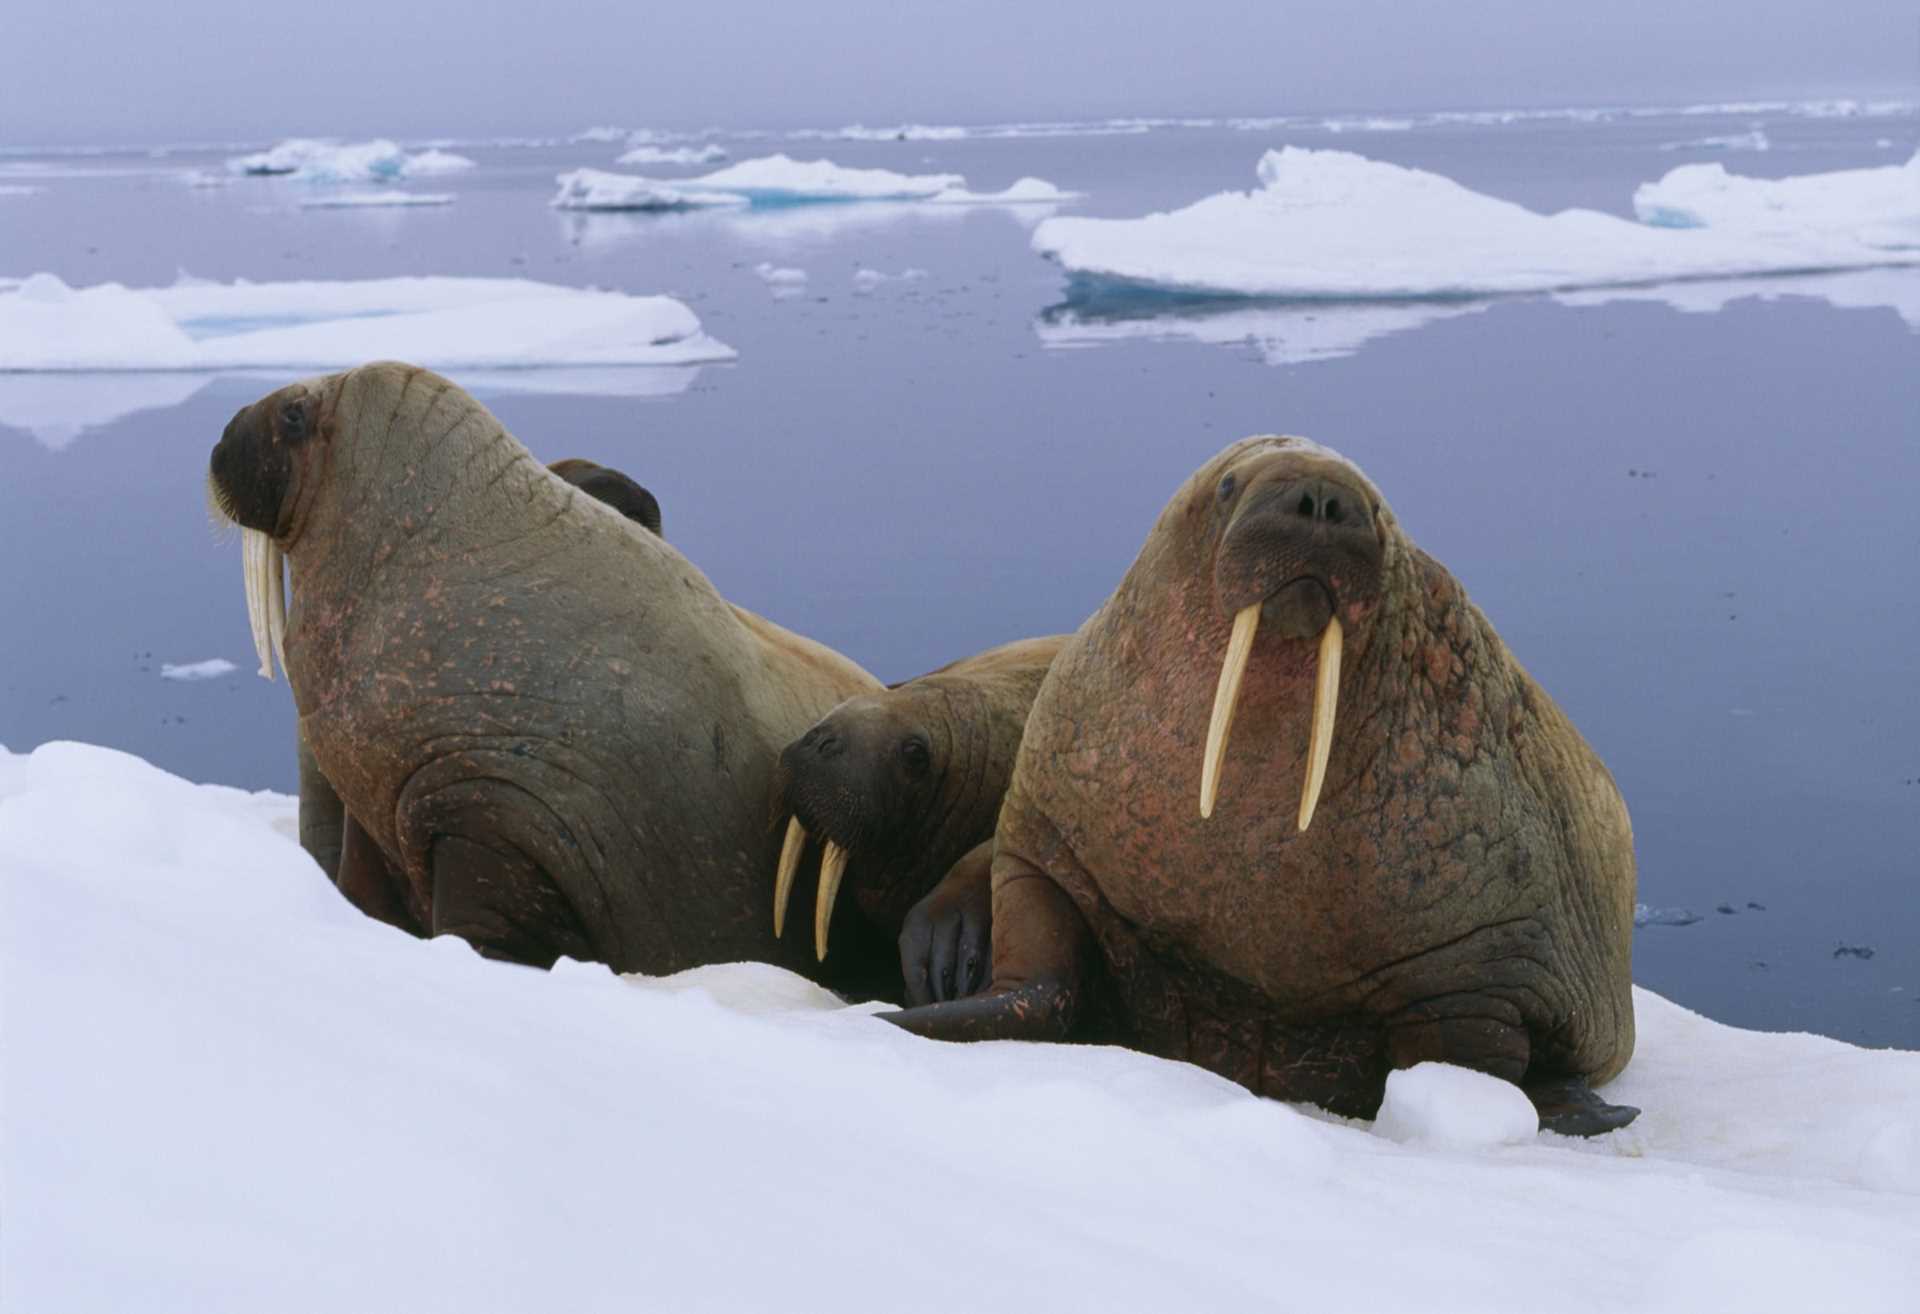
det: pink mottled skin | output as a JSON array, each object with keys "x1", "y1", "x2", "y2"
[{"x1": 889, "y1": 437, "x2": 1638, "y2": 1130}]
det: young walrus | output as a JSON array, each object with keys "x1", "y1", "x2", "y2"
[
  {"x1": 886, "y1": 436, "x2": 1641, "y2": 1136},
  {"x1": 768, "y1": 635, "x2": 1067, "y2": 1003},
  {"x1": 210, "y1": 362, "x2": 900, "y2": 988}
]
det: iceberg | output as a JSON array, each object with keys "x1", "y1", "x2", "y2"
[
  {"x1": 550, "y1": 168, "x2": 748, "y2": 212},
  {"x1": 0, "y1": 272, "x2": 735, "y2": 372},
  {"x1": 614, "y1": 143, "x2": 729, "y2": 167},
  {"x1": 226, "y1": 138, "x2": 476, "y2": 184},
  {"x1": 673, "y1": 153, "x2": 965, "y2": 203},
  {"x1": 5, "y1": 739, "x2": 1919, "y2": 1312},
  {"x1": 1033, "y1": 147, "x2": 1920, "y2": 301},
  {"x1": 1633, "y1": 150, "x2": 1920, "y2": 246}
]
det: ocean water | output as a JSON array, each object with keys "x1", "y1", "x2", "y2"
[{"x1": 2, "y1": 108, "x2": 1916, "y2": 1045}]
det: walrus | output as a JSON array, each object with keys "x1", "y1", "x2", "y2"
[
  {"x1": 210, "y1": 362, "x2": 904, "y2": 989},
  {"x1": 768, "y1": 634, "x2": 1067, "y2": 1002},
  {"x1": 292, "y1": 456, "x2": 669, "y2": 924},
  {"x1": 886, "y1": 436, "x2": 1640, "y2": 1136}
]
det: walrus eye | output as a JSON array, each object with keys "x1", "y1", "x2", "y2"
[
  {"x1": 279, "y1": 399, "x2": 306, "y2": 439},
  {"x1": 900, "y1": 737, "x2": 930, "y2": 778},
  {"x1": 1217, "y1": 474, "x2": 1236, "y2": 503}
]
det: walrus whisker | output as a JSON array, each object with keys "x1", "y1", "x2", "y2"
[
  {"x1": 773, "y1": 816, "x2": 807, "y2": 938},
  {"x1": 1297, "y1": 615, "x2": 1342, "y2": 832},
  {"x1": 1200, "y1": 604, "x2": 1261, "y2": 818},
  {"x1": 815, "y1": 840, "x2": 850, "y2": 960}
]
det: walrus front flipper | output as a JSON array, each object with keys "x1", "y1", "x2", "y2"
[
  {"x1": 1525, "y1": 1076, "x2": 1640, "y2": 1137},
  {"x1": 899, "y1": 840, "x2": 995, "y2": 1006},
  {"x1": 297, "y1": 729, "x2": 346, "y2": 881},
  {"x1": 885, "y1": 853, "x2": 1094, "y2": 1042}
]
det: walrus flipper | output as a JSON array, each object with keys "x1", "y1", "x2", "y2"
[
  {"x1": 1524, "y1": 1076, "x2": 1640, "y2": 1137},
  {"x1": 898, "y1": 840, "x2": 995, "y2": 1006},
  {"x1": 296, "y1": 729, "x2": 346, "y2": 881},
  {"x1": 885, "y1": 853, "x2": 1094, "y2": 1041}
]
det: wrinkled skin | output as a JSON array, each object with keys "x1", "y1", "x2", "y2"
[
  {"x1": 771, "y1": 636, "x2": 1066, "y2": 1001},
  {"x1": 887, "y1": 437, "x2": 1640, "y2": 1135},
  {"x1": 213, "y1": 363, "x2": 901, "y2": 992}
]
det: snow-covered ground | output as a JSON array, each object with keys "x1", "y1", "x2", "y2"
[
  {"x1": 225, "y1": 138, "x2": 476, "y2": 183},
  {"x1": 553, "y1": 154, "x2": 1074, "y2": 212},
  {"x1": 0, "y1": 272, "x2": 734, "y2": 371},
  {"x1": 1033, "y1": 147, "x2": 1920, "y2": 300},
  {"x1": 4, "y1": 740, "x2": 1916, "y2": 1313}
]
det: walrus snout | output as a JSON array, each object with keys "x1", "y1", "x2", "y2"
[
  {"x1": 210, "y1": 398, "x2": 297, "y2": 536},
  {"x1": 1213, "y1": 475, "x2": 1383, "y2": 630}
]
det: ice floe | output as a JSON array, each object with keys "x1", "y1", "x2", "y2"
[
  {"x1": 1633, "y1": 150, "x2": 1920, "y2": 246},
  {"x1": 1659, "y1": 129, "x2": 1771, "y2": 153},
  {"x1": 550, "y1": 168, "x2": 748, "y2": 212},
  {"x1": 1033, "y1": 147, "x2": 1920, "y2": 301},
  {"x1": 4, "y1": 739, "x2": 1917, "y2": 1313},
  {"x1": 0, "y1": 272, "x2": 735, "y2": 372},
  {"x1": 226, "y1": 138, "x2": 476, "y2": 184},
  {"x1": 614, "y1": 143, "x2": 729, "y2": 167},
  {"x1": 676, "y1": 153, "x2": 965, "y2": 202},
  {"x1": 928, "y1": 176, "x2": 1081, "y2": 205},
  {"x1": 296, "y1": 191, "x2": 454, "y2": 209},
  {"x1": 851, "y1": 267, "x2": 929, "y2": 293},
  {"x1": 754, "y1": 261, "x2": 809, "y2": 297},
  {"x1": 159, "y1": 659, "x2": 239, "y2": 682}
]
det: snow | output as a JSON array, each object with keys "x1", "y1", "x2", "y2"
[
  {"x1": 225, "y1": 138, "x2": 476, "y2": 183},
  {"x1": 550, "y1": 167, "x2": 749, "y2": 211},
  {"x1": 296, "y1": 190, "x2": 454, "y2": 208},
  {"x1": 1632, "y1": 150, "x2": 1920, "y2": 246},
  {"x1": 1032, "y1": 147, "x2": 1920, "y2": 300},
  {"x1": 3, "y1": 739, "x2": 1918, "y2": 1313},
  {"x1": 0, "y1": 272, "x2": 735, "y2": 372},
  {"x1": 1371, "y1": 1064, "x2": 1540, "y2": 1149},
  {"x1": 615, "y1": 143, "x2": 729, "y2": 167},
  {"x1": 159, "y1": 659, "x2": 238, "y2": 681}
]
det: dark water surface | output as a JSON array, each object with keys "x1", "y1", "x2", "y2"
[{"x1": 3, "y1": 113, "x2": 1915, "y2": 1044}]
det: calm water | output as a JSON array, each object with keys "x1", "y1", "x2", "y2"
[{"x1": 3, "y1": 111, "x2": 1915, "y2": 1045}]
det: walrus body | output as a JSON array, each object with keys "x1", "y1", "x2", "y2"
[
  {"x1": 770, "y1": 635, "x2": 1067, "y2": 1001},
  {"x1": 889, "y1": 437, "x2": 1639, "y2": 1135},
  {"x1": 213, "y1": 363, "x2": 895, "y2": 985}
]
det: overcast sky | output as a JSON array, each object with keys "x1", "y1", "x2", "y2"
[{"x1": 5, "y1": 0, "x2": 1917, "y2": 146}]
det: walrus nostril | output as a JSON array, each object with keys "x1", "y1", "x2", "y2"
[
  {"x1": 814, "y1": 732, "x2": 843, "y2": 759},
  {"x1": 1325, "y1": 496, "x2": 1342, "y2": 524},
  {"x1": 1295, "y1": 492, "x2": 1315, "y2": 518}
]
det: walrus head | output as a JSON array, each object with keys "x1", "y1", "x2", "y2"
[
  {"x1": 1192, "y1": 436, "x2": 1391, "y2": 830},
  {"x1": 547, "y1": 458, "x2": 663, "y2": 538},
  {"x1": 769, "y1": 694, "x2": 951, "y2": 961}
]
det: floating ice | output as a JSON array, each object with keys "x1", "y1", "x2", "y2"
[
  {"x1": 226, "y1": 138, "x2": 476, "y2": 183},
  {"x1": 4, "y1": 739, "x2": 1918, "y2": 1312},
  {"x1": 0, "y1": 272, "x2": 735, "y2": 372},
  {"x1": 851, "y1": 267, "x2": 929, "y2": 293},
  {"x1": 0, "y1": 184, "x2": 41, "y2": 197},
  {"x1": 1633, "y1": 150, "x2": 1920, "y2": 246},
  {"x1": 1371, "y1": 1063, "x2": 1539, "y2": 1148},
  {"x1": 159, "y1": 659, "x2": 239, "y2": 682},
  {"x1": 928, "y1": 177, "x2": 1082, "y2": 205},
  {"x1": 1636, "y1": 903, "x2": 1705, "y2": 928},
  {"x1": 614, "y1": 143, "x2": 729, "y2": 167},
  {"x1": 677, "y1": 153, "x2": 966, "y2": 202},
  {"x1": 754, "y1": 262, "x2": 809, "y2": 297},
  {"x1": 296, "y1": 191, "x2": 454, "y2": 209},
  {"x1": 550, "y1": 168, "x2": 748, "y2": 211},
  {"x1": 572, "y1": 125, "x2": 629, "y2": 144},
  {"x1": 1033, "y1": 147, "x2": 1920, "y2": 301},
  {"x1": 1659, "y1": 130, "x2": 1771, "y2": 153}
]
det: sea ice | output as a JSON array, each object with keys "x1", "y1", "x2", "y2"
[
  {"x1": 0, "y1": 272, "x2": 735, "y2": 372},
  {"x1": 4, "y1": 739, "x2": 1918, "y2": 1313},
  {"x1": 0, "y1": 184, "x2": 42, "y2": 197},
  {"x1": 550, "y1": 168, "x2": 748, "y2": 211},
  {"x1": 1633, "y1": 150, "x2": 1920, "y2": 247},
  {"x1": 676, "y1": 153, "x2": 965, "y2": 202},
  {"x1": 754, "y1": 262, "x2": 809, "y2": 297},
  {"x1": 851, "y1": 267, "x2": 929, "y2": 293},
  {"x1": 928, "y1": 177, "x2": 1082, "y2": 205},
  {"x1": 1658, "y1": 129, "x2": 1771, "y2": 153},
  {"x1": 614, "y1": 143, "x2": 729, "y2": 167},
  {"x1": 159, "y1": 659, "x2": 239, "y2": 681},
  {"x1": 226, "y1": 138, "x2": 476, "y2": 184},
  {"x1": 296, "y1": 191, "x2": 454, "y2": 208},
  {"x1": 1033, "y1": 147, "x2": 1920, "y2": 301}
]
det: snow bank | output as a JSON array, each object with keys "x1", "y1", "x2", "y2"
[
  {"x1": 1033, "y1": 147, "x2": 1920, "y2": 300},
  {"x1": 615, "y1": 143, "x2": 729, "y2": 167},
  {"x1": 296, "y1": 191, "x2": 454, "y2": 208},
  {"x1": 0, "y1": 272, "x2": 734, "y2": 372},
  {"x1": 226, "y1": 138, "x2": 476, "y2": 183},
  {"x1": 3, "y1": 739, "x2": 1917, "y2": 1314},
  {"x1": 550, "y1": 168, "x2": 748, "y2": 212},
  {"x1": 1633, "y1": 150, "x2": 1920, "y2": 246}
]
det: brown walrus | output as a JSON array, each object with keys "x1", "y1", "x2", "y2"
[
  {"x1": 768, "y1": 635, "x2": 1067, "y2": 1003},
  {"x1": 210, "y1": 362, "x2": 902, "y2": 988},
  {"x1": 887, "y1": 436, "x2": 1640, "y2": 1136},
  {"x1": 293, "y1": 456, "x2": 670, "y2": 928}
]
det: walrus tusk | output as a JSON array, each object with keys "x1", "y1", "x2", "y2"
[
  {"x1": 1200, "y1": 604, "x2": 1261, "y2": 818},
  {"x1": 814, "y1": 840, "x2": 849, "y2": 961},
  {"x1": 266, "y1": 539, "x2": 288, "y2": 679},
  {"x1": 242, "y1": 528, "x2": 284, "y2": 681},
  {"x1": 1297, "y1": 615, "x2": 1342, "y2": 832},
  {"x1": 773, "y1": 816, "x2": 807, "y2": 938}
]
